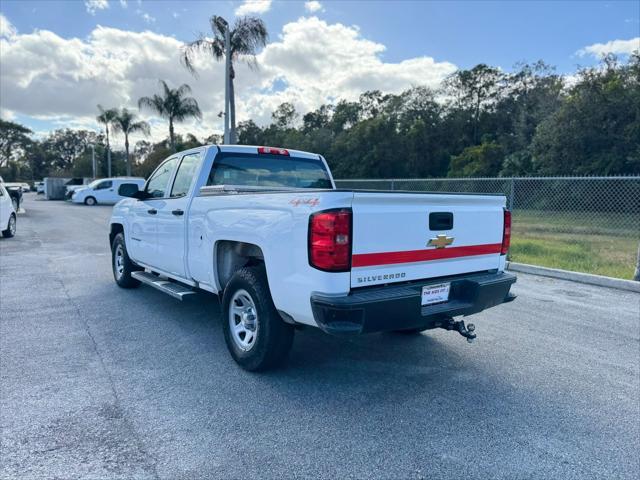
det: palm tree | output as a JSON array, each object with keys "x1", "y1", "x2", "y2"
[
  {"x1": 181, "y1": 15, "x2": 268, "y2": 144},
  {"x1": 111, "y1": 108, "x2": 150, "y2": 176},
  {"x1": 138, "y1": 80, "x2": 202, "y2": 152},
  {"x1": 96, "y1": 105, "x2": 118, "y2": 176}
]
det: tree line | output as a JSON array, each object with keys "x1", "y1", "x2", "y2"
[{"x1": 1, "y1": 53, "x2": 638, "y2": 182}]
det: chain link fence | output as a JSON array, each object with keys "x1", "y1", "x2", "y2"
[{"x1": 335, "y1": 177, "x2": 640, "y2": 280}]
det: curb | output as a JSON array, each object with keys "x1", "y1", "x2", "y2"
[{"x1": 507, "y1": 262, "x2": 640, "y2": 293}]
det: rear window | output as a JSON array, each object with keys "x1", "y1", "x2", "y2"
[{"x1": 207, "y1": 154, "x2": 332, "y2": 189}]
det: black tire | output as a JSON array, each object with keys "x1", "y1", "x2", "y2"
[
  {"x1": 222, "y1": 265, "x2": 294, "y2": 371},
  {"x1": 2, "y1": 214, "x2": 16, "y2": 238},
  {"x1": 111, "y1": 233, "x2": 141, "y2": 288},
  {"x1": 84, "y1": 196, "x2": 97, "y2": 206}
]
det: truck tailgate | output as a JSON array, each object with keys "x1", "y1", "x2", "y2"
[{"x1": 350, "y1": 192, "x2": 506, "y2": 288}]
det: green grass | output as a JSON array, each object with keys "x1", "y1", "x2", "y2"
[{"x1": 509, "y1": 211, "x2": 639, "y2": 280}]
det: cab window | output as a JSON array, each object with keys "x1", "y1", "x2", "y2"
[
  {"x1": 171, "y1": 152, "x2": 201, "y2": 197},
  {"x1": 145, "y1": 157, "x2": 178, "y2": 198},
  {"x1": 95, "y1": 180, "x2": 112, "y2": 190}
]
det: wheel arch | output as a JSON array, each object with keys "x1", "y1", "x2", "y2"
[
  {"x1": 214, "y1": 240, "x2": 265, "y2": 293},
  {"x1": 109, "y1": 223, "x2": 124, "y2": 246}
]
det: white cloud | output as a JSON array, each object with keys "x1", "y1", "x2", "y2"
[
  {"x1": 0, "y1": 16, "x2": 457, "y2": 146},
  {"x1": 305, "y1": 1, "x2": 324, "y2": 13},
  {"x1": 85, "y1": 0, "x2": 109, "y2": 16},
  {"x1": 0, "y1": 13, "x2": 17, "y2": 39},
  {"x1": 576, "y1": 37, "x2": 640, "y2": 58},
  {"x1": 119, "y1": 0, "x2": 128, "y2": 8},
  {"x1": 235, "y1": 0, "x2": 272, "y2": 16}
]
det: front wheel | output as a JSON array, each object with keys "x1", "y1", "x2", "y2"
[
  {"x1": 84, "y1": 196, "x2": 97, "y2": 206},
  {"x1": 2, "y1": 214, "x2": 16, "y2": 238},
  {"x1": 111, "y1": 233, "x2": 141, "y2": 288},
  {"x1": 222, "y1": 266, "x2": 294, "y2": 371}
]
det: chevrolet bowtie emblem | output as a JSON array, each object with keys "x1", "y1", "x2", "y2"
[{"x1": 428, "y1": 234, "x2": 454, "y2": 249}]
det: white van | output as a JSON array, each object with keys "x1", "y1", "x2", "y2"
[
  {"x1": 71, "y1": 177, "x2": 145, "y2": 205},
  {"x1": 0, "y1": 183, "x2": 17, "y2": 237}
]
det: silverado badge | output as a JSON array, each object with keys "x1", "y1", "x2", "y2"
[{"x1": 428, "y1": 234, "x2": 454, "y2": 249}]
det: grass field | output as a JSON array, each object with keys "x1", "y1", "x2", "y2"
[{"x1": 510, "y1": 210, "x2": 639, "y2": 280}]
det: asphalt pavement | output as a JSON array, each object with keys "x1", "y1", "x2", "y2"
[{"x1": 1, "y1": 194, "x2": 639, "y2": 479}]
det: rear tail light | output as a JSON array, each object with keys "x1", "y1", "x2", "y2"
[
  {"x1": 309, "y1": 209, "x2": 352, "y2": 272},
  {"x1": 258, "y1": 146, "x2": 289, "y2": 156},
  {"x1": 501, "y1": 209, "x2": 512, "y2": 255}
]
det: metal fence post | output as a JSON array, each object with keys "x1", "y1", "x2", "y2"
[
  {"x1": 391, "y1": 179, "x2": 395, "y2": 191},
  {"x1": 509, "y1": 178, "x2": 515, "y2": 211}
]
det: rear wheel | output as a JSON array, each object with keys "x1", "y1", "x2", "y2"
[
  {"x1": 222, "y1": 265, "x2": 294, "y2": 371},
  {"x1": 84, "y1": 196, "x2": 97, "y2": 206},
  {"x1": 2, "y1": 214, "x2": 16, "y2": 238},
  {"x1": 111, "y1": 233, "x2": 141, "y2": 288}
]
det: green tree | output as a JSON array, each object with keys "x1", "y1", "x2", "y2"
[
  {"x1": 111, "y1": 108, "x2": 150, "y2": 176},
  {"x1": 0, "y1": 120, "x2": 32, "y2": 168},
  {"x1": 138, "y1": 80, "x2": 202, "y2": 152},
  {"x1": 444, "y1": 64, "x2": 504, "y2": 145},
  {"x1": 182, "y1": 15, "x2": 268, "y2": 144},
  {"x1": 532, "y1": 54, "x2": 640, "y2": 175},
  {"x1": 96, "y1": 105, "x2": 118, "y2": 175},
  {"x1": 271, "y1": 102, "x2": 298, "y2": 129},
  {"x1": 448, "y1": 141, "x2": 505, "y2": 177}
]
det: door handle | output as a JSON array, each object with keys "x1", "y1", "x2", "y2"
[
  {"x1": 172, "y1": 209, "x2": 184, "y2": 216},
  {"x1": 147, "y1": 208, "x2": 157, "y2": 215}
]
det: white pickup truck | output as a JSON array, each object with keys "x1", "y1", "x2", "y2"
[{"x1": 109, "y1": 145, "x2": 516, "y2": 371}]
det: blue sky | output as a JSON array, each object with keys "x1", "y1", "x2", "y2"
[{"x1": 1, "y1": 0, "x2": 638, "y2": 143}]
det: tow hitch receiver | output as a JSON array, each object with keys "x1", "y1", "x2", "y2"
[{"x1": 436, "y1": 318, "x2": 477, "y2": 343}]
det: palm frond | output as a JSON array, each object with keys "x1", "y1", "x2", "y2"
[
  {"x1": 138, "y1": 94, "x2": 166, "y2": 118},
  {"x1": 231, "y1": 16, "x2": 268, "y2": 57},
  {"x1": 176, "y1": 83, "x2": 193, "y2": 98},
  {"x1": 130, "y1": 120, "x2": 151, "y2": 136},
  {"x1": 181, "y1": 36, "x2": 220, "y2": 76}
]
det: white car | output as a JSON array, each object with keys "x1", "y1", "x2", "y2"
[
  {"x1": 72, "y1": 177, "x2": 145, "y2": 205},
  {"x1": 36, "y1": 182, "x2": 44, "y2": 194},
  {"x1": 110, "y1": 145, "x2": 516, "y2": 371},
  {"x1": 0, "y1": 183, "x2": 17, "y2": 238}
]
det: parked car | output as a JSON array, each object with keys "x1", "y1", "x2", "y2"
[
  {"x1": 0, "y1": 180, "x2": 22, "y2": 212},
  {"x1": 109, "y1": 145, "x2": 516, "y2": 371},
  {"x1": 72, "y1": 177, "x2": 145, "y2": 205},
  {"x1": 36, "y1": 182, "x2": 45, "y2": 194},
  {"x1": 65, "y1": 184, "x2": 87, "y2": 199},
  {"x1": 0, "y1": 183, "x2": 17, "y2": 237},
  {"x1": 20, "y1": 183, "x2": 31, "y2": 193}
]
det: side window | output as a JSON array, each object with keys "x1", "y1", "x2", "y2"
[
  {"x1": 0, "y1": 187, "x2": 4, "y2": 196},
  {"x1": 95, "y1": 180, "x2": 112, "y2": 190},
  {"x1": 170, "y1": 152, "x2": 201, "y2": 198},
  {"x1": 145, "y1": 157, "x2": 178, "y2": 198}
]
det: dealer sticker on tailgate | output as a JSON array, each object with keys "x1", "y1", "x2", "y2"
[{"x1": 421, "y1": 283, "x2": 450, "y2": 306}]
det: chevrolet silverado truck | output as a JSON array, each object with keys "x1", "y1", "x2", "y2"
[{"x1": 109, "y1": 145, "x2": 516, "y2": 371}]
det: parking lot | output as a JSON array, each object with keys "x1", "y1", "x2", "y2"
[{"x1": 1, "y1": 194, "x2": 639, "y2": 479}]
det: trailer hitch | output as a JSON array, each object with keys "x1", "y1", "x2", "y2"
[{"x1": 437, "y1": 318, "x2": 477, "y2": 343}]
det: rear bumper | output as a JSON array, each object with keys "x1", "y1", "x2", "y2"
[{"x1": 310, "y1": 271, "x2": 516, "y2": 335}]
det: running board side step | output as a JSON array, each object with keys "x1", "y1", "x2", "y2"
[{"x1": 132, "y1": 271, "x2": 197, "y2": 300}]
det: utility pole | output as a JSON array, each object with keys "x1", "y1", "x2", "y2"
[
  {"x1": 224, "y1": 26, "x2": 231, "y2": 145},
  {"x1": 91, "y1": 144, "x2": 96, "y2": 179}
]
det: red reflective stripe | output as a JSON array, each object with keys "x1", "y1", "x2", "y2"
[{"x1": 351, "y1": 243, "x2": 503, "y2": 268}]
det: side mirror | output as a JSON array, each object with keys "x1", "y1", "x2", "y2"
[{"x1": 118, "y1": 183, "x2": 144, "y2": 199}]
